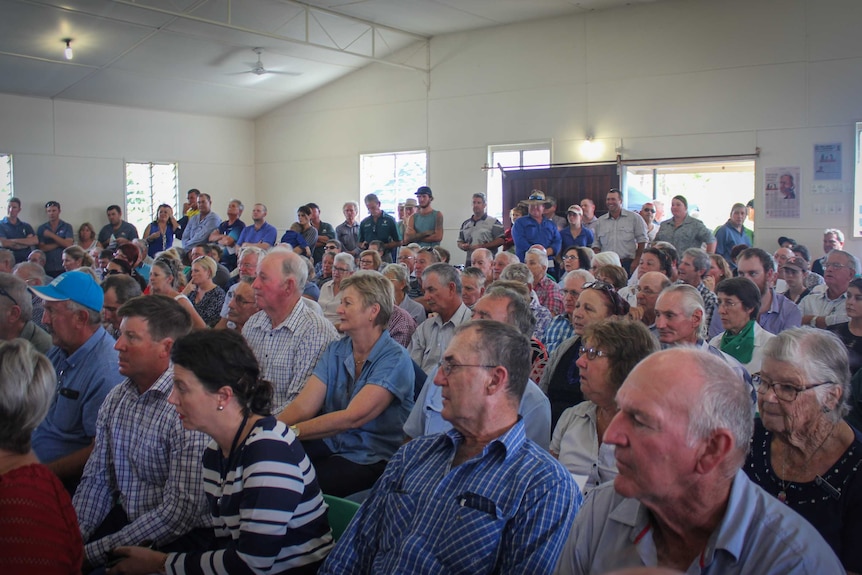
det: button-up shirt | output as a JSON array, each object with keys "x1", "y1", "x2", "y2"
[
  {"x1": 591, "y1": 210, "x2": 648, "y2": 260},
  {"x1": 801, "y1": 285, "x2": 848, "y2": 327},
  {"x1": 242, "y1": 303, "x2": 339, "y2": 411},
  {"x1": 653, "y1": 215, "x2": 715, "y2": 254},
  {"x1": 237, "y1": 222, "x2": 278, "y2": 247},
  {"x1": 336, "y1": 221, "x2": 361, "y2": 256},
  {"x1": 758, "y1": 288, "x2": 802, "y2": 334},
  {"x1": 319, "y1": 420, "x2": 580, "y2": 575},
  {"x1": 534, "y1": 276, "x2": 566, "y2": 316},
  {"x1": 512, "y1": 217, "x2": 562, "y2": 262},
  {"x1": 182, "y1": 211, "x2": 222, "y2": 248},
  {"x1": 543, "y1": 314, "x2": 576, "y2": 355},
  {"x1": 0, "y1": 216, "x2": 36, "y2": 262},
  {"x1": 73, "y1": 368, "x2": 213, "y2": 565},
  {"x1": 554, "y1": 470, "x2": 843, "y2": 574},
  {"x1": 31, "y1": 327, "x2": 124, "y2": 463},
  {"x1": 408, "y1": 302, "x2": 472, "y2": 373},
  {"x1": 458, "y1": 214, "x2": 504, "y2": 265}
]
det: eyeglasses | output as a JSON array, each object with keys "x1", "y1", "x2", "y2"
[
  {"x1": 641, "y1": 208, "x2": 656, "y2": 213},
  {"x1": 438, "y1": 358, "x2": 497, "y2": 376},
  {"x1": 578, "y1": 346, "x2": 609, "y2": 360},
  {"x1": 716, "y1": 298, "x2": 741, "y2": 308},
  {"x1": 333, "y1": 266, "x2": 351, "y2": 273},
  {"x1": 824, "y1": 262, "x2": 851, "y2": 270},
  {"x1": 0, "y1": 286, "x2": 19, "y2": 307},
  {"x1": 754, "y1": 375, "x2": 834, "y2": 402},
  {"x1": 632, "y1": 286, "x2": 659, "y2": 295},
  {"x1": 561, "y1": 255, "x2": 579, "y2": 261},
  {"x1": 233, "y1": 296, "x2": 255, "y2": 306},
  {"x1": 398, "y1": 255, "x2": 414, "y2": 261},
  {"x1": 360, "y1": 259, "x2": 375, "y2": 265}
]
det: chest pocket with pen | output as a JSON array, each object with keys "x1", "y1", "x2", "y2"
[{"x1": 435, "y1": 491, "x2": 506, "y2": 571}]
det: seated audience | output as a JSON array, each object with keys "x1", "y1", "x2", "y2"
[
  {"x1": 492, "y1": 250, "x2": 519, "y2": 281},
  {"x1": 61, "y1": 245, "x2": 94, "y2": 272},
  {"x1": 0, "y1": 339, "x2": 83, "y2": 573},
  {"x1": 319, "y1": 252, "x2": 355, "y2": 325},
  {"x1": 558, "y1": 245, "x2": 594, "y2": 282},
  {"x1": 544, "y1": 269, "x2": 595, "y2": 354},
  {"x1": 142, "y1": 203, "x2": 179, "y2": 259},
  {"x1": 111, "y1": 329, "x2": 333, "y2": 575},
  {"x1": 320, "y1": 321, "x2": 579, "y2": 575},
  {"x1": 149, "y1": 257, "x2": 207, "y2": 329},
  {"x1": 827, "y1": 277, "x2": 862, "y2": 374},
  {"x1": 629, "y1": 271, "x2": 671, "y2": 331},
  {"x1": 782, "y1": 255, "x2": 813, "y2": 304},
  {"x1": 73, "y1": 296, "x2": 213, "y2": 570},
  {"x1": 316, "y1": 251, "x2": 334, "y2": 288},
  {"x1": 745, "y1": 327, "x2": 862, "y2": 573},
  {"x1": 590, "y1": 250, "x2": 622, "y2": 273},
  {"x1": 540, "y1": 281, "x2": 630, "y2": 427},
  {"x1": 279, "y1": 271, "x2": 415, "y2": 497},
  {"x1": 555, "y1": 348, "x2": 843, "y2": 574},
  {"x1": 499, "y1": 263, "x2": 553, "y2": 339},
  {"x1": 186, "y1": 255, "x2": 226, "y2": 327},
  {"x1": 706, "y1": 253, "x2": 732, "y2": 291},
  {"x1": 709, "y1": 277, "x2": 775, "y2": 375},
  {"x1": 526, "y1": 247, "x2": 565, "y2": 315},
  {"x1": 224, "y1": 277, "x2": 260, "y2": 332},
  {"x1": 593, "y1": 264, "x2": 628, "y2": 291},
  {"x1": 459, "y1": 266, "x2": 486, "y2": 308},
  {"x1": 29, "y1": 271, "x2": 124, "y2": 487},
  {"x1": 0, "y1": 272, "x2": 51, "y2": 353},
  {"x1": 801, "y1": 249, "x2": 857, "y2": 329},
  {"x1": 101, "y1": 273, "x2": 144, "y2": 338},
  {"x1": 382, "y1": 263, "x2": 426, "y2": 326},
  {"x1": 359, "y1": 249, "x2": 382, "y2": 271},
  {"x1": 551, "y1": 320, "x2": 658, "y2": 494},
  {"x1": 405, "y1": 287, "x2": 551, "y2": 449}
]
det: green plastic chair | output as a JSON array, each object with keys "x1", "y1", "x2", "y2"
[{"x1": 323, "y1": 494, "x2": 361, "y2": 541}]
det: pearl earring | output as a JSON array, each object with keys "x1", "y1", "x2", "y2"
[{"x1": 217, "y1": 405, "x2": 224, "y2": 411}]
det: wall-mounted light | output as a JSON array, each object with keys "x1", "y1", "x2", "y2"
[
  {"x1": 580, "y1": 136, "x2": 604, "y2": 160},
  {"x1": 63, "y1": 39, "x2": 73, "y2": 60}
]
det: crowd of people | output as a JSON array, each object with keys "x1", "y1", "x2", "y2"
[{"x1": 0, "y1": 186, "x2": 859, "y2": 575}]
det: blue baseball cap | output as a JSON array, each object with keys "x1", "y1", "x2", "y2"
[{"x1": 29, "y1": 271, "x2": 103, "y2": 313}]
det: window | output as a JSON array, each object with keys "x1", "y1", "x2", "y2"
[
  {"x1": 623, "y1": 160, "x2": 755, "y2": 233},
  {"x1": 125, "y1": 162, "x2": 179, "y2": 237},
  {"x1": 0, "y1": 154, "x2": 12, "y2": 203},
  {"x1": 486, "y1": 143, "x2": 551, "y2": 220},
  {"x1": 360, "y1": 151, "x2": 427, "y2": 219}
]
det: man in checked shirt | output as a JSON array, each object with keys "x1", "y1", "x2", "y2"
[
  {"x1": 73, "y1": 296, "x2": 214, "y2": 571},
  {"x1": 320, "y1": 320, "x2": 580, "y2": 574}
]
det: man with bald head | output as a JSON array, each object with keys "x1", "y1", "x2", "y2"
[
  {"x1": 555, "y1": 348, "x2": 841, "y2": 574},
  {"x1": 243, "y1": 247, "x2": 339, "y2": 411},
  {"x1": 469, "y1": 247, "x2": 494, "y2": 284}
]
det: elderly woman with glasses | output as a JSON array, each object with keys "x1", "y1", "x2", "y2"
[
  {"x1": 540, "y1": 280, "x2": 631, "y2": 427},
  {"x1": 551, "y1": 320, "x2": 657, "y2": 495},
  {"x1": 278, "y1": 272, "x2": 414, "y2": 497},
  {"x1": 359, "y1": 249, "x2": 382, "y2": 272},
  {"x1": 745, "y1": 327, "x2": 862, "y2": 574},
  {"x1": 318, "y1": 252, "x2": 355, "y2": 326},
  {"x1": 709, "y1": 277, "x2": 775, "y2": 375}
]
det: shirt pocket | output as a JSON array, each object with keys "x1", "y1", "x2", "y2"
[
  {"x1": 435, "y1": 494, "x2": 506, "y2": 571},
  {"x1": 132, "y1": 437, "x2": 170, "y2": 485},
  {"x1": 376, "y1": 490, "x2": 418, "y2": 553}
]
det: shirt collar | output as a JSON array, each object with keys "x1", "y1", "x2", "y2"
[
  {"x1": 443, "y1": 418, "x2": 527, "y2": 463},
  {"x1": 61, "y1": 326, "x2": 111, "y2": 367}
]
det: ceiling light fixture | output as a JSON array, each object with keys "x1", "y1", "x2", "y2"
[{"x1": 63, "y1": 39, "x2": 73, "y2": 60}]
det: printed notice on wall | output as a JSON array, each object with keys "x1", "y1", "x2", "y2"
[
  {"x1": 764, "y1": 167, "x2": 800, "y2": 219},
  {"x1": 814, "y1": 143, "x2": 842, "y2": 181}
]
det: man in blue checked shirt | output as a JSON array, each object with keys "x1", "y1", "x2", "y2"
[
  {"x1": 73, "y1": 296, "x2": 213, "y2": 570},
  {"x1": 320, "y1": 320, "x2": 581, "y2": 575}
]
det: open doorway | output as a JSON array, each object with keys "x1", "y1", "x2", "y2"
[{"x1": 623, "y1": 160, "x2": 755, "y2": 234}]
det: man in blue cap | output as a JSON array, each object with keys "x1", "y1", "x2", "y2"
[{"x1": 29, "y1": 271, "x2": 124, "y2": 488}]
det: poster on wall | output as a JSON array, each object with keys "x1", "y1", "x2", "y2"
[
  {"x1": 764, "y1": 166, "x2": 800, "y2": 219},
  {"x1": 814, "y1": 143, "x2": 842, "y2": 181}
]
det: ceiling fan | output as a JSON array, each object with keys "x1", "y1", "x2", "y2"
[{"x1": 235, "y1": 48, "x2": 301, "y2": 77}]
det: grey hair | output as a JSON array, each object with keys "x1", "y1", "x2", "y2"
[
  {"x1": 0, "y1": 273, "x2": 31, "y2": 320},
  {"x1": 657, "y1": 284, "x2": 705, "y2": 323},
  {"x1": 0, "y1": 249, "x2": 14, "y2": 269},
  {"x1": 461, "y1": 267, "x2": 487, "y2": 289},
  {"x1": 762, "y1": 327, "x2": 851, "y2": 422},
  {"x1": 13, "y1": 262, "x2": 48, "y2": 285},
  {"x1": 480, "y1": 286, "x2": 536, "y2": 336},
  {"x1": 339, "y1": 271, "x2": 394, "y2": 328},
  {"x1": 592, "y1": 251, "x2": 622, "y2": 268},
  {"x1": 238, "y1": 245, "x2": 265, "y2": 263},
  {"x1": 343, "y1": 201, "x2": 359, "y2": 211},
  {"x1": 334, "y1": 252, "x2": 356, "y2": 271},
  {"x1": 680, "y1": 349, "x2": 755, "y2": 470},
  {"x1": 562, "y1": 269, "x2": 596, "y2": 284},
  {"x1": 525, "y1": 248, "x2": 549, "y2": 269},
  {"x1": 423, "y1": 263, "x2": 462, "y2": 295},
  {"x1": 230, "y1": 198, "x2": 245, "y2": 211},
  {"x1": 455, "y1": 320, "x2": 531, "y2": 402},
  {"x1": 829, "y1": 249, "x2": 860, "y2": 275},
  {"x1": 824, "y1": 228, "x2": 845, "y2": 243},
  {"x1": 470, "y1": 248, "x2": 493, "y2": 263},
  {"x1": 0, "y1": 339, "x2": 55, "y2": 453},
  {"x1": 495, "y1": 252, "x2": 520, "y2": 266},
  {"x1": 268, "y1": 246, "x2": 308, "y2": 290},
  {"x1": 683, "y1": 247, "x2": 710, "y2": 274},
  {"x1": 68, "y1": 300, "x2": 103, "y2": 325},
  {"x1": 499, "y1": 263, "x2": 532, "y2": 285}
]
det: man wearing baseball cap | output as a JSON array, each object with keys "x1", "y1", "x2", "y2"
[
  {"x1": 403, "y1": 186, "x2": 444, "y2": 248},
  {"x1": 29, "y1": 271, "x2": 124, "y2": 488}
]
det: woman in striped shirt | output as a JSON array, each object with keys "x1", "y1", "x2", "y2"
[{"x1": 109, "y1": 330, "x2": 333, "y2": 575}]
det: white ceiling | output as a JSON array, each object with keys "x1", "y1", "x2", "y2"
[{"x1": 0, "y1": 0, "x2": 657, "y2": 119}]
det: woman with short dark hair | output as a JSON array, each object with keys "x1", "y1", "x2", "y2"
[{"x1": 709, "y1": 276, "x2": 774, "y2": 374}]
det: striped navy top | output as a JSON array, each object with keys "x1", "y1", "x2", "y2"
[{"x1": 166, "y1": 416, "x2": 333, "y2": 574}]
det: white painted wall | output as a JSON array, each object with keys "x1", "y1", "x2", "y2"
[
  {"x1": 256, "y1": 0, "x2": 862, "y2": 259},
  {"x1": 0, "y1": 93, "x2": 254, "y2": 236}
]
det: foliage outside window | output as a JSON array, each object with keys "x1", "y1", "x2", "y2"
[
  {"x1": 125, "y1": 162, "x2": 179, "y2": 236},
  {"x1": 360, "y1": 151, "x2": 427, "y2": 219}
]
